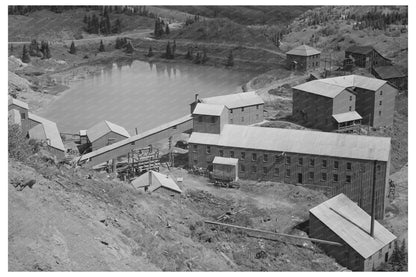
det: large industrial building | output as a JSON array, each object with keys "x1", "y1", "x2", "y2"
[
  {"x1": 309, "y1": 193, "x2": 396, "y2": 271},
  {"x1": 188, "y1": 92, "x2": 391, "y2": 219},
  {"x1": 286, "y1": 44, "x2": 321, "y2": 71},
  {"x1": 292, "y1": 75, "x2": 397, "y2": 131},
  {"x1": 345, "y1": 45, "x2": 392, "y2": 68}
]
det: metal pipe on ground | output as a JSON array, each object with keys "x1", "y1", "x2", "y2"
[{"x1": 204, "y1": 220, "x2": 343, "y2": 247}]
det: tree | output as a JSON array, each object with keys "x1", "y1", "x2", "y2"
[
  {"x1": 226, "y1": 50, "x2": 234, "y2": 66},
  {"x1": 112, "y1": 18, "x2": 122, "y2": 33},
  {"x1": 193, "y1": 52, "x2": 201, "y2": 64},
  {"x1": 40, "y1": 41, "x2": 51, "y2": 59},
  {"x1": 69, "y1": 41, "x2": 76, "y2": 54},
  {"x1": 165, "y1": 24, "x2": 170, "y2": 34},
  {"x1": 124, "y1": 41, "x2": 134, "y2": 54},
  {"x1": 29, "y1": 39, "x2": 41, "y2": 57},
  {"x1": 165, "y1": 41, "x2": 172, "y2": 59},
  {"x1": 185, "y1": 48, "x2": 193, "y2": 60},
  {"x1": 172, "y1": 40, "x2": 176, "y2": 58},
  {"x1": 83, "y1": 14, "x2": 88, "y2": 24},
  {"x1": 21, "y1": 45, "x2": 30, "y2": 63},
  {"x1": 99, "y1": 40, "x2": 105, "y2": 52},
  {"x1": 10, "y1": 44, "x2": 14, "y2": 55},
  {"x1": 147, "y1": 46, "x2": 154, "y2": 57},
  {"x1": 202, "y1": 48, "x2": 208, "y2": 64}
]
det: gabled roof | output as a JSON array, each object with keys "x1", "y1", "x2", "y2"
[
  {"x1": 332, "y1": 111, "x2": 362, "y2": 123},
  {"x1": 213, "y1": 156, "x2": 239, "y2": 166},
  {"x1": 345, "y1": 45, "x2": 374, "y2": 55},
  {"x1": 310, "y1": 193, "x2": 396, "y2": 259},
  {"x1": 200, "y1": 91, "x2": 264, "y2": 109},
  {"x1": 131, "y1": 171, "x2": 182, "y2": 193},
  {"x1": 293, "y1": 75, "x2": 389, "y2": 98},
  {"x1": 8, "y1": 97, "x2": 29, "y2": 110},
  {"x1": 286, "y1": 44, "x2": 321, "y2": 56},
  {"x1": 189, "y1": 124, "x2": 391, "y2": 162},
  {"x1": 87, "y1": 120, "x2": 130, "y2": 143},
  {"x1": 193, "y1": 103, "x2": 225, "y2": 116},
  {"x1": 28, "y1": 113, "x2": 65, "y2": 152},
  {"x1": 373, "y1": 65, "x2": 407, "y2": 80}
]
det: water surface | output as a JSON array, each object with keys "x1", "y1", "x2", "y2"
[{"x1": 39, "y1": 60, "x2": 253, "y2": 134}]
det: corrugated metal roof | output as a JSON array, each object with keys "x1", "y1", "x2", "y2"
[
  {"x1": 332, "y1": 111, "x2": 362, "y2": 123},
  {"x1": 8, "y1": 109, "x2": 21, "y2": 125},
  {"x1": 8, "y1": 97, "x2": 29, "y2": 110},
  {"x1": 286, "y1": 44, "x2": 321, "y2": 56},
  {"x1": 190, "y1": 124, "x2": 390, "y2": 161},
  {"x1": 193, "y1": 103, "x2": 225, "y2": 116},
  {"x1": 373, "y1": 66, "x2": 407, "y2": 79},
  {"x1": 201, "y1": 91, "x2": 264, "y2": 109},
  {"x1": 87, "y1": 120, "x2": 130, "y2": 143},
  {"x1": 150, "y1": 171, "x2": 182, "y2": 193},
  {"x1": 213, "y1": 156, "x2": 239, "y2": 166},
  {"x1": 345, "y1": 45, "x2": 374, "y2": 55},
  {"x1": 310, "y1": 193, "x2": 396, "y2": 259},
  {"x1": 294, "y1": 75, "x2": 388, "y2": 98},
  {"x1": 28, "y1": 113, "x2": 65, "y2": 152}
]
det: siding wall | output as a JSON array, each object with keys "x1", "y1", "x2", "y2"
[
  {"x1": 286, "y1": 54, "x2": 320, "y2": 71},
  {"x1": 193, "y1": 115, "x2": 222, "y2": 134},
  {"x1": 189, "y1": 144, "x2": 389, "y2": 219},
  {"x1": 333, "y1": 90, "x2": 356, "y2": 115},
  {"x1": 9, "y1": 104, "x2": 29, "y2": 135},
  {"x1": 91, "y1": 132, "x2": 130, "y2": 151},
  {"x1": 228, "y1": 104, "x2": 263, "y2": 125}
]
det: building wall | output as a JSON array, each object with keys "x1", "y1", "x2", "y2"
[
  {"x1": 372, "y1": 51, "x2": 392, "y2": 67},
  {"x1": 286, "y1": 54, "x2": 320, "y2": 71},
  {"x1": 333, "y1": 90, "x2": 356, "y2": 115},
  {"x1": 354, "y1": 88, "x2": 375, "y2": 126},
  {"x1": 213, "y1": 163, "x2": 238, "y2": 181},
  {"x1": 193, "y1": 108, "x2": 228, "y2": 134},
  {"x1": 292, "y1": 89, "x2": 334, "y2": 131},
  {"x1": 372, "y1": 83, "x2": 396, "y2": 128},
  {"x1": 91, "y1": 132, "x2": 129, "y2": 151},
  {"x1": 9, "y1": 104, "x2": 29, "y2": 135},
  {"x1": 364, "y1": 243, "x2": 395, "y2": 271},
  {"x1": 189, "y1": 143, "x2": 389, "y2": 219},
  {"x1": 309, "y1": 213, "x2": 365, "y2": 271},
  {"x1": 228, "y1": 104, "x2": 263, "y2": 125}
]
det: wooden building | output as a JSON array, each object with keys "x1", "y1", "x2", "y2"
[
  {"x1": 188, "y1": 124, "x2": 391, "y2": 219},
  {"x1": 309, "y1": 193, "x2": 396, "y2": 271},
  {"x1": 28, "y1": 113, "x2": 66, "y2": 159},
  {"x1": 8, "y1": 98, "x2": 29, "y2": 135},
  {"x1": 87, "y1": 120, "x2": 130, "y2": 151},
  {"x1": 372, "y1": 65, "x2": 407, "y2": 90},
  {"x1": 192, "y1": 103, "x2": 228, "y2": 134},
  {"x1": 131, "y1": 170, "x2": 182, "y2": 196},
  {"x1": 212, "y1": 156, "x2": 239, "y2": 181},
  {"x1": 345, "y1": 45, "x2": 391, "y2": 68},
  {"x1": 190, "y1": 91, "x2": 264, "y2": 126},
  {"x1": 286, "y1": 44, "x2": 321, "y2": 71},
  {"x1": 292, "y1": 75, "x2": 397, "y2": 129}
]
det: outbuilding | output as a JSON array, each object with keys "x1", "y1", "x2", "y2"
[
  {"x1": 87, "y1": 120, "x2": 130, "y2": 151},
  {"x1": 8, "y1": 97, "x2": 29, "y2": 134},
  {"x1": 212, "y1": 156, "x2": 239, "y2": 182},
  {"x1": 132, "y1": 170, "x2": 182, "y2": 196},
  {"x1": 286, "y1": 44, "x2": 321, "y2": 71},
  {"x1": 309, "y1": 193, "x2": 396, "y2": 271}
]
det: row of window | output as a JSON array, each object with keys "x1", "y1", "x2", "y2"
[{"x1": 239, "y1": 164, "x2": 352, "y2": 183}]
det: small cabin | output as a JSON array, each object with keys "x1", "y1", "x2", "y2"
[
  {"x1": 87, "y1": 120, "x2": 130, "y2": 151},
  {"x1": 212, "y1": 156, "x2": 239, "y2": 182},
  {"x1": 131, "y1": 170, "x2": 182, "y2": 196}
]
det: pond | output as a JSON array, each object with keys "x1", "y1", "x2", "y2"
[{"x1": 39, "y1": 60, "x2": 254, "y2": 134}]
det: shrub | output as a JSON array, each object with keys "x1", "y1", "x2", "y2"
[{"x1": 8, "y1": 124, "x2": 40, "y2": 161}]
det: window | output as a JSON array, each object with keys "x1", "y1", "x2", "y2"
[
  {"x1": 334, "y1": 161, "x2": 339, "y2": 169},
  {"x1": 298, "y1": 157, "x2": 303, "y2": 165},
  {"x1": 286, "y1": 156, "x2": 291, "y2": 165},
  {"x1": 230, "y1": 109, "x2": 233, "y2": 114},
  {"x1": 240, "y1": 164, "x2": 245, "y2": 172},
  {"x1": 21, "y1": 113, "x2": 26, "y2": 119},
  {"x1": 321, "y1": 173, "x2": 327, "y2": 181},
  {"x1": 286, "y1": 169, "x2": 291, "y2": 177},
  {"x1": 309, "y1": 172, "x2": 314, "y2": 180},
  {"x1": 252, "y1": 153, "x2": 257, "y2": 161},
  {"x1": 309, "y1": 159, "x2": 315, "y2": 167},
  {"x1": 274, "y1": 167, "x2": 279, "y2": 176},
  {"x1": 380, "y1": 90, "x2": 383, "y2": 96},
  {"x1": 219, "y1": 150, "x2": 224, "y2": 157},
  {"x1": 198, "y1": 116, "x2": 203, "y2": 122},
  {"x1": 193, "y1": 145, "x2": 197, "y2": 152},
  {"x1": 379, "y1": 110, "x2": 382, "y2": 116},
  {"x1": 379, "y1": 100, "x2": 382, "y2": 106},
  {"x1": 349, "y1": 106, "x2": 352, "y2": 111},
  {"x1": 241, "y1": 107, "x2": 244, "y2": 112},
  {"x1": 347, "y1": 162, "x2": 351, "y2": 170},
  {"x1": 211, "y1": 116, "x2": 216, "y2": 123},
  {"x1": 350, "y1": 96, "x2": 352, "y2": 101},
  {"x1": 252, "y1": 166, "x2": 257, "y2": 173},
  {"x1": 346, "y1": 175, "x2": 351, "y2": 183},
  {"x1": 389, "y1": 242, "x2": 392, "y2": 249},
  {"x1": 263, "y1": 154, "x2": 268, "y2": 162},
  {"x1": 263, "y1": 167, "x2": 268, "y2": 174},
  {"x1": 206, "y1": 146, "x2": 211, "y2": 154},
  {"x1": 241, "y1": 152, "x2": 246, "y2": 160},
  {"x1": 333, "y1": 174, "x2": 339, "y2": 182},
  {"x1": 322, "y1": 159, "x2": 327, "y2": 168},
  {"x1": 230, "y1": 151, "x2": 234, "y2": 158}
]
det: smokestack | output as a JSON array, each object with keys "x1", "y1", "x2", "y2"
[
  {"x1": 195, "y1": 93, "x2": 199, "y2": 102},
  {"x1": 149, "y1": 171, "x2": 152, "y2": 186},
  {"x1": 370, "y1": 160, "x2": 377, "y2": 237},
  {"x1": 135, "y1": 128, "x2": 138, "y2": 135}
]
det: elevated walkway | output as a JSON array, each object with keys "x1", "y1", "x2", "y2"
[{"x1": 78, "y1": 114, "x2": 193, "y2": 167}]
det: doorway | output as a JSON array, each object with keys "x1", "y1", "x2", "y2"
[{"x1": 298, "y1": 173, "x2": 303, "y2": 184}]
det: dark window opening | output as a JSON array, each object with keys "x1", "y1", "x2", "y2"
[
  {"x1": 333, "y1": 174, "x2": 339, "y2": 182},
  {"x1": 263, "y1": 154, "x2": 268, "y2": 162},
  {"x1": 334, "y1": 161, "x2": 339, "y2": 169},
  {"x1": 321, "y1": 173, "x2": 327, "y2": 181},
  {"x1": 310, "y1": 159, "x2": 315, "y2": 167},
  {"x1": 230, "y1": 151, "x2": 234, "y2": 158},
  {"x1": 219, "y1": 150, "x2": 224, "y2": 157}
]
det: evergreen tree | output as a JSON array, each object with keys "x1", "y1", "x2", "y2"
[
  {"x1": 83, "y1": 14, "x2": 88, "y2": 24},
  {"x1": 10, "y1": 44, "x2": 14, "y2": 55},
  {"x1": 104, "y1": 12, "x2": 111, "y2": 34},
  {"x1": 69, "y1": 41, "x2": 76, "y2": 54},
  {"x1": 185, "y1": 48, "x2": 193, "y2": 60},
  {"x1": 226, "y1": 50, "x2": 234, "y2": 66},
  {"x1": 194, "y1": 52, "x2": 201, "y2": 64},
  {"x1": 124, "y1": 41, "x2": 134, "y2": 54},
  {"x1": 172, "y1": 40, "x2": 176, "y2": 58},
  {"x1": 147, "y1": 46, "x2": 154, "y2": 57},
  {"x1": 21, "y1": 45, "x2": 30, "y2": 63},
  {"x1": 202, "y1": 48, "x2": 208, "y2": 64},
  {"x1": 40, "y1": 41, "x2": 51, "y2": 59},
  {"x1": 112, "y1": 18, "x2": 122, "y2": 33},
  {"x1": 165, "y1": 41, "x2": 172, "y2": 59},
  {"x1": 99, "y1": 40, "x2": 105, "y2": 52},
  {"x1": 165, "y1": 24, "x2": 170, "y2": 34},
  {"x1": 29, "y1": 39, "x2": 41, "y2": 57}
]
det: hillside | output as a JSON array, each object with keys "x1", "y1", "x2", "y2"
[{"x1": 164, "y1": 6, "x2": 314, "y2": 26}]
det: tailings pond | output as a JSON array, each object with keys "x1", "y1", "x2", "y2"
[{"x1": 39, "y1": 60, "x2": 254, "y2": 134}]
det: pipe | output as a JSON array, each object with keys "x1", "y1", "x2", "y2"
[
  {"x1": 370, "y1": 160, "x2": 377, "y2": 237},
  {"x1": 204, "y1": 220, "x2": 343, "y2": 247}
]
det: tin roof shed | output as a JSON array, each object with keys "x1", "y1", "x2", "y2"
[
  {"x1": 87, "y1": 120, "x2": 130, "y2": 143},
  {"x1": 310, "y1": 193, "x2": 396, "y2": 259},
  {"x1": 213, "y1": 156, "x2": 239, "y2": 166},
  {"x1": 332, "y1": 111, "x2": 362, "y2": 123},
  {"x1": 286, "y1": 44, "x2": 321, "y2": 56}
]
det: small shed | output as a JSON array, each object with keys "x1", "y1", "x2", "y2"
[
  {"x1": 332, "y1": 111, "x2": 362, "y2": 132},
  {"x1": 131, "y1": 170, "x2": 182, "y2": 196},
  {"x1": 87, "y1": 120, "x2": 130, "y2": 151},
  {"x1": 309, "y1": 193, "x2": 396, "y2": 271},
  {"x1": 212, "y1": 156, "x2": 239, "y2": 181}
]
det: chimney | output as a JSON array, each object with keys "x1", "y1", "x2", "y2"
[
  {"x1": 195, "y1": 93, "x2": 199, "y2": 102},
  {"x1": 370, "y1": 160, "x2": 377, "y2": 237},
  {"x1": 148, "y1": 171, "x2": 152, "y2": 188},
  {"x1": 135, "y1": 128, "x2": 138, "y2": 135}
]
